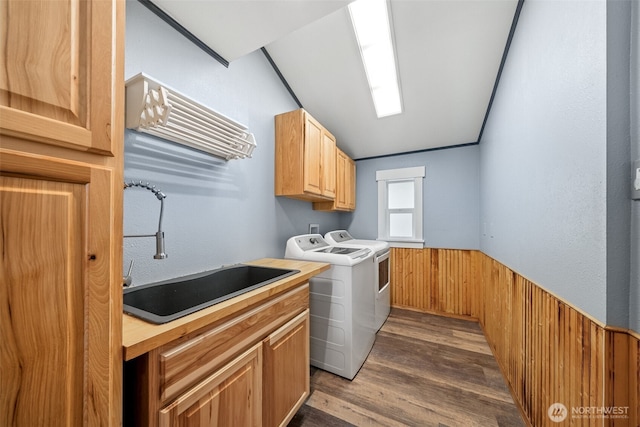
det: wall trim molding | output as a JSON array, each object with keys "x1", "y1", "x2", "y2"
[
  {"x1": 354, "y1": 142, "x2": 478, "y2": 162},
  {"x1": 477, "y1": 0, "x2": 525, "y2": 143},
  {"x1": 261, "y1": 48, "x2": 303, "y2": 109},
  {"x1": 137, "y1": 0, "x2": 229, "y2": 68}
]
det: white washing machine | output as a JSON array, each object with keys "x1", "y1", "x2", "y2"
[
  {"x1": 285, "y1": 234, "x2": 376, "y2": 380},
  {"x1": 325, "y1": 230, "x2": 391, "y2": 331}
]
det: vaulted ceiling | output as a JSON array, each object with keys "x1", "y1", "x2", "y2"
[{"x1": 149, "y1": 0, "x2": 519, "y2": 159}]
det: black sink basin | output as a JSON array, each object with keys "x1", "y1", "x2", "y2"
[{"x1": 123, "y1": 264, "x2": 299, "y2": 324}]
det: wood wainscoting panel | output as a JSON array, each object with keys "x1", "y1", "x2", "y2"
[
  {"x1": 630, "y1": 333, "x2": 639, "y2": 426},
  {"x1": 478, "y1": 254, "x2": 610, "y2": 427},
  {"x1": 389, "y1": 248, "x2": 639, "y2": 427},
  {"x1": 606, "y1": 329, "x2": 640, "y2": 427},
  {"x1": 390, "y1": 248, "x2": 482, "y2": 318}
]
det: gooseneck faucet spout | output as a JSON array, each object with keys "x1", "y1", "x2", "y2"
[{"x1": 123, "y1": 180, "x2": 168, "y2": 259}]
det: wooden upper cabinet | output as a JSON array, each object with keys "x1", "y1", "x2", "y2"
[
  {"x1": 0, "y1": 0, "x2": 115, "y2": 154},
  {"x1": 275, "y1": 109, "x2": 336, "y2": 202},
  {"x1": 313, "y1": 148, "x2": 356, "y2": 212}
]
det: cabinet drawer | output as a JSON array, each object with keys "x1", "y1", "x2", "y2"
[{"x1": 158, "y1": 284, "x2": 308, "y2": 402}]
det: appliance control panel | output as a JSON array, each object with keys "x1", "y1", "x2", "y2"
[
  {"x1": 328, "y1": 230, "x2": 354, "y2": 243},
  {"x1": 294, "y1": 235, "x2": 330, "y2": 251}
]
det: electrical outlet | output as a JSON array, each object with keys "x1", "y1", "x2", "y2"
[{"x1": 633, "y1": 160, "x2": 640, "y2": 200}]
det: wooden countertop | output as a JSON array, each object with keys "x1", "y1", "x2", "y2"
[{"x1": 122, "y1": 258, "x2": 329, "y2": 361}]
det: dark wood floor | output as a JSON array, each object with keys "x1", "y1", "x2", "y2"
[{"x1": 288, "y1": 308, "x2": 525, "y2": 427}]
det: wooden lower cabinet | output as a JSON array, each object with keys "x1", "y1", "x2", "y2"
[
  {"x1": 1, "y1": 176, "x2": 85, "y2": 426},
  {"x1": 125, "y1": 285, "x2": 310, "y2": 427},
  {"x1": 263, "y1": 310, "x2": 310, "y2": 427},
  {"x1": 1, "y1": 152, "x2": 122, "y2": 427},
  {"x1": 159, "y1": 343, "x2": 263, "y2": 427}
]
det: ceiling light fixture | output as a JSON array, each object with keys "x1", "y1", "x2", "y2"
[{"x1": 348, "y1": 0, "x2": 402, "y2": 118}]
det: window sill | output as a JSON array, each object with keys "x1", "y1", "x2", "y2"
[{"x1": 383, "y1": 240, "x2": 424, "y2": 249}]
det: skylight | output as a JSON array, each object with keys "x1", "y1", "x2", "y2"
[{"x1": 348, "y1": 0, "x2": 402, "y2": 118}]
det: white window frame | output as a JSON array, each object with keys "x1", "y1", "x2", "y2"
[{"x1": 376, "y1": 166, "x2": 425, "y2": 248}]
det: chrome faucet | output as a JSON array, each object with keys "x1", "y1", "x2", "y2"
[{"x1": 123, "y1": 180, "x2": 168, "y2": 260}]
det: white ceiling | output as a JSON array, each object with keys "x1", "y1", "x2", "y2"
[
  {"x1": 150, "y1": 0, "x2": 518, "y2": 159},
  {"x1": 151, "y1": 0, "x2": 352, "y2": 62}
]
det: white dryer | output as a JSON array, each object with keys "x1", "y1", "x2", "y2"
[
  {"x1": 325, "y1": 230, "x2": 391, "y2": 331},
  {"x1": 285, "y1": 234, "x2": 375, "y2": 380}
]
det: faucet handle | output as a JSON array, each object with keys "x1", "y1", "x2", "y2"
[{"x1": 123, "y1": 260, "x2": 134, "y2": 287}]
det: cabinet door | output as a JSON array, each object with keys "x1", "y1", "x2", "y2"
[
  {"x1": 321, "y1": 131, "x2": 336, "y2": 198},
  {"x1": 303, "y1": 114, "x2": 323, "y2": 195},
  {"x1": 347, "y1": 156, "x2": 356, "y2": 210},
  {"x1": 263, "y1": 310, "x2": 310, "y2": 427},
  {"x1": 335, "y1": 149, "x2": 348, "y2": 209},
  {"x1": 1, "y1": 176, "x2": 85, "y2": 426},
  {"x1": 0, "y1": 0, "x2": 117, "y2": 154},
  {"x1": 312, "y1": 148, "x2": 355, "y2": 212},
  {"x1": 159, "y1": 343, "x2": 263, "y2": 427},
  {"x1": 0, "y1": 152, "x2": 120, "y2": 426}
]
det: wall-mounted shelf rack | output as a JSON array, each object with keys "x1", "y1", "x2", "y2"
[{"x1": 125, "y1": 73, "x2": 256, "y2": 160}]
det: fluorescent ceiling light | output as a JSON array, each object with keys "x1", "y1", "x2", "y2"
[{"x1": 348, "y1": 0, "x2": 402, "y2": 118}]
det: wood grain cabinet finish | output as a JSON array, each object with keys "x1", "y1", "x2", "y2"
[
  {"x1": 321, "y1": 131, "x2": 337, "y2": 200},
  {"x1": 0, "y1": 1, "x2": 124, "y2": 425},
  {"x1": 263, "y1": 310, "x2": 310, "y2": 427},
  {"x1": 275, "y1": 109, "x2": 336, "y2": 202},
  {"x1": 0, "y1": 0, "x2": 118, "y2": 154},
  {"x1": 159, "y1": 343, "x2": 263, "y2": 427},
  {"x1": 1, "y1": 176, "x2": 86, "y2": 426},
  {"x1": 313, "y1": 148, "x2": 356, "y2": 212},
  {"x1": 346, "y1": 154, "x2": 356, "y2": 210},
  {"x1": 125, "y1": 284, "x2": 310, "y2": 427},
  {"x1": 302, "y1": 114, "x2": 323, "y2": 196}
]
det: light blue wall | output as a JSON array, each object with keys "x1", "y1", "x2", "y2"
[
  {"x1": 479, "y1": 0, "x2": 633, "y2": 329},
  {"x1": 124, "y1": 0, "x2": 637, "y2": 332},
  {"x1": 345, "y1": 145, "x2": 480, "y2": 249},
  {"x1": 124, "y1": 1, "x2": 344, "y2": 286},
  {"x1": 605, "y1": 0, "x2": 632, "y2": 332},
  {"x1": 630, "y1": 1, "x2": 640, "y2": 333}
]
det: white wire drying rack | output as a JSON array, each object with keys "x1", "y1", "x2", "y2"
[{"x1": 125, "y1": 73, "x2": 256, "y2": 160}]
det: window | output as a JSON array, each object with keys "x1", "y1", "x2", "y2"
[{"x1": 376, "y1": 166, "x2": 425, "y2": 248}]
